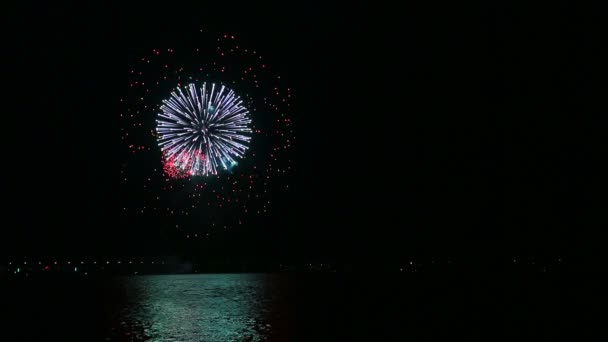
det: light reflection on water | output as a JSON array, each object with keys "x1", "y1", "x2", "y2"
[{"x1": 112, "y1": 274, "x2": 281, "y2": 342}]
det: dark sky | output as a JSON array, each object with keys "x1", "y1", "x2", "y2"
[{"x1": 3, "y1": 2, "x2": 605, "y2": 266}]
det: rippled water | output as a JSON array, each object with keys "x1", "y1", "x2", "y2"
[
  {"x1": 111, "y1": 274, "x2": 282, "y2": 341},
  {"x1": 2, "y1": 273, "x2": 572, "y2": 340}
]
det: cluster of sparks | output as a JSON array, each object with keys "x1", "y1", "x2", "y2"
[
  {"x1": 120, "y1": 29, "x2": 294, "y2": 236},
  {"x1": 157, "y1": 83, "x2": 252, "y2": 177}
]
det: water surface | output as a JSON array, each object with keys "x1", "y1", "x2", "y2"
[{"x1": 1, "y1": 273, "x2": 571, "y2": 340}]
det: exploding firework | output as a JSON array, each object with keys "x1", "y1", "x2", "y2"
[
  {"x1": 157, "y1": 83, "x2": 252, "y2": 177},
  {"x1": 120, "y1": 29, "x2": 294, "y2": 235}
]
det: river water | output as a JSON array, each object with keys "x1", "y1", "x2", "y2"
[{"x1": 1, "y1": 273, "x2": 576, "y2": 340}]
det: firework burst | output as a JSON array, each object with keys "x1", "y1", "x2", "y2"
[
  {"x1": 120, "y1": 29, "x2": 294, "y2": 235},
  {"x1": 157, "y1": 83, "x2": 252, "y2": 177}
]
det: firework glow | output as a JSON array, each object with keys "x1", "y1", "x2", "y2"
[{"x1": 157, "y1": 83, "x2": 252, "y2": 177}]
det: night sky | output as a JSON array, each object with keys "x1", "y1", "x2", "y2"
[{"x1": 3, "y1": 2, "x2": 605, "y2": 268}]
